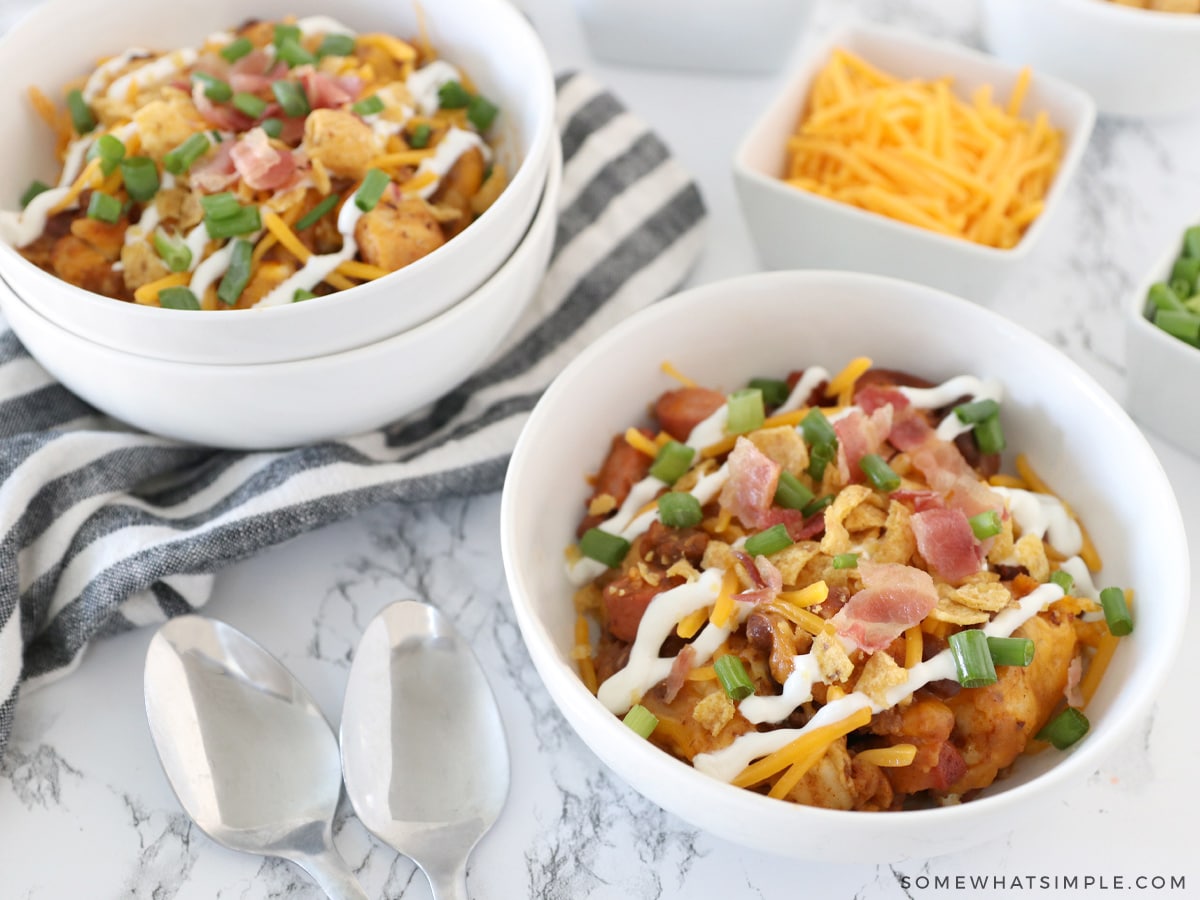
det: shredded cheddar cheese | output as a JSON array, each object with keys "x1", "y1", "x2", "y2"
[
  {"x1": 784, "y1": 49, "x2": 1063, "y2": 249},
  {"x1": 826, "y1": 355, "x2": 873, "y2": 404},
  {"x1": 733, "y1": 705, "x2": 871, "y2": 789},
  {"x1": 661, "y1": 361, "x2": 698, "y2": 388},
  {"x1": 855, "y1": 744, "x2": 918, "y2": 767},
  {"x1": 708, "y1": 570, "x2": 741, "y2": 629},
  {"x1": 624, "y1": 428, "x2": 661, "y2": 459},
  {"x1": 133, "y1": 271, "x2": 190, "y2": 306}
]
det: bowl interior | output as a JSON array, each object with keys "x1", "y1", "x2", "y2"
[{"x1": 502, "y1": 270, "x2": 1187, "y2": 859}]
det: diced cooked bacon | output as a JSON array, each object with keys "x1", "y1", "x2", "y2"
[
  {"x1": 832, "y1": 562, "x2": 938, "y2": 652},
  {"x1": 719, "y1": 437, "x2": 781, "y2": 530},
  {"x1": 663, "y1": 645, "x2": 696, "y2": 704},
  {"x1": 190, "y1": 140, "x2": 238, "y2": 192},
  {"x1": 302, "y1": 69, "x2": 359, "y2": 109},
  {"x1": 733, "y1": 552, "x2": 784, "y2": 606},
  {"x1": 892, "y1": 489, "x2": 944, "y2": 513},
  {"x1": 1065, "y1": 655, "x2": 1084, "y2": 709},
  {"x1": 192, "y1": 53, "x2": 231, "y2": 81},
  {"x1": 231, "y1": 127, "x2": 297, "y2": 191},
  {"x1": 887, "y1": 408, "x2": 935, "y2": 451},
  {"x1": 930, "y1": 741, "x2": 969, "y2": 791},
  {"x1": 228, "y1": 51, "x2": 288, "y2": 94},
  {"x1": 910, "y1": 508, "x2": 983, "y2": 583},
  {"x1": 856, "y1": 383, "x2": 910, "y2": 415},
  {"x1": 755, "y1": 507, "x2": 824, "y2": 541},
  {"x1": 195, "y1": 91, "x2": 255, "y2": 132},
  {"x1": 834, "y1": 405, "x2": 893, "y2": 483},
  {"x1": 909, "y1": 438, "x2": 1003, "y2": 518}
]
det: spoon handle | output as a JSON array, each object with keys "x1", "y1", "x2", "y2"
[
  {"x1": 296, "y1": 846, "x2": 370, "y2": 900},
  {"x1": 425, "y1": 862, "x2": 469, "y2": 900}
]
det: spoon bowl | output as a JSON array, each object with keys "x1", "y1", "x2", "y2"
[
  {"x1": 144, "y1": 615, "x2": 367, "y2": 900},
  {"x1": 340, "y1": 601, "x2": 510, "y2": 900}
]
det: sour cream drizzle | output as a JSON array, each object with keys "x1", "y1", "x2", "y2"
[
  {"x1": 694, "y1": 582, "x2": 1064, "y2": 782},
  {"x1": 0, "y1": 132, "x2": 102, "y2": 247},
  {"x1": 410, "y1": 128, "x2": 490, "y2": 200},
  {"x1": 899, "y1": 375, "x2": 1003, "y2": 442},
  {"x1": 992, "y1": 487, "x2": 1083, "y2": 557},
  {"x1": 776, "y1": 366, "x2": 830, "y2": 414},
  {"x1": 253, "y1": 200, "x2": 367, "y2": 307},
  {"x1": 406, "y1": 60, "x2": 463, "y2": 116}
]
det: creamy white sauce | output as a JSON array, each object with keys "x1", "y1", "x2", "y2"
[
  {"x1": 188, "y1": 236, "x2": 243, "y2": 302},
  {"x1": 686, "y1": 405, "x2": 728, "y2": 452},
  {"x1": 776, "y1": 366, "x2": 831, "y2": 414},
  {"x1": 83, "y1": 49, "x2": 153, "y2": 102},
  {"x1": 992, "y1": 487, "x2": 1083, "y2": 557},
  {"x1": 0, "y1": 134, "x2": 98, "y2": 247},
  {"x1": 253, "y1": 199, "x2": 366, "y2": 307},
  {"x1": 1058, "y1": 555, "x2": 1099, "y2": 601},
  {"x1": 183, "y1": 223, "x2": 209, "y2": 273},
  {"x1": 406, "y1": 60, "x2": 463, "y2": 117},
  {"x1": 738, "y1": 654, "x2": 825, "y2": 724},
  {"x1": 694, "y1": 582, "x2": 1063, "y2": 782},
  {"x1": 899, "y1": 375, "x2": 1004, "y2": 442},
  {"x1": 106, "y1": 49, "x2": 198, "y2": 102},
  {"x1": 410, "y1": 127, "x2": 489, "y2": 200},
  {"x1": 297, "y1": 16, "x2": 357, "y2": 38},
  {"x1": 124, "y1": 205, "x2": 161, "y2": 247}
]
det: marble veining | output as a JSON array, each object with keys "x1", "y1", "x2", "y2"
[{"x1": 3, "y1": 0, "x2": 1200, "y2": 898}]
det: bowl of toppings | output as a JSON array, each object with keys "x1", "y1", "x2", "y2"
[
  {"x1": 732, "y1": 25, "x2": 1095, "y2": 302},
  {"x1": 500, "y1": 270, "x2": 1187, "y2": 862},
  {"x1": 981, "y1": 0, "x2": 1200, "y2": 119},
  {"x1": 0, "y1": 0, "x2": 556, "y2": 364},
  {"x1": 1126, "y1": 222, "x2": 1200, "y2": 454}
]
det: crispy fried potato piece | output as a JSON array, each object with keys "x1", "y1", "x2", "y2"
[{"x1": 354, "y1": 195, "x2": 446, "y2": 272}]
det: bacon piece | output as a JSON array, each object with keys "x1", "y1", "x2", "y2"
[
  {"x1": 910, "y1": 508, "x2": 983, "y2": 583},
  {"x1": 229, "y1": 51, "x2": 288, "y2": 93},
  {"x1": 1065, "y1": 655, "x2": 1084, "y2": 709},
  {"x1": 719, "y1": 437, "x2": 781, "y2": 530},
  {"x1": 302, "y1": 68, "x2": 360, "y2": 109},
  {"x1": 654, "y1": 387, "x2": 725, "y2": 441},
  {"x1": 195, "y1": 90, "x2": 255, "y2": 132},
  {"x1": 832, "y1": 562, "x2": 938, "y2": 652},
  {"x1": 909, "y1": 438, "x2": 1002, "y2": 518},
  {"x1": 887, "y1": 408, "x2": 935, "y2": 451},
  {"x1": 834, "y1": 405, "x2": 893, "y2": 483},
  {"x1": 856, "y1": 383, "x2": 910, "y2": 415},
  {"x1": 733, "y1": 552, "x2": 783, "y2": 606},
  {"x1": 663, "y1": 645, "x2": 696, "y2": 704},
  {"x1": 190, "y1": 140, "x2": 239, "y2": 192},
  {"x1": 891, "y1": 489, "x2": 944, "y2": 513},
  {"x1": 930, "y1": 741, "x2": 969, "y2": 791},
  {"x1": 231, "y1": 127, "x2": 297, "y2": 191}
]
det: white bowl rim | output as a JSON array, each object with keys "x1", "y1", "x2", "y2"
[
  {"x1": 732, "y1": 22, "x2": 1097, "y2": 261},
  {"x1": 0, "y1": 0, "x2": 557, "y2": 323},
  {"x1": 502, "y1": 268, "x2": 1189, "y2": 831},
  {"x1": 1043, "y1": 0, "x2": 1200, "y2": 30},
  {"x1": 0, "y1": 136, "x2": 564, "y2": 375}
]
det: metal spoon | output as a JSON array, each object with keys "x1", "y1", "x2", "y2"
[
  {"x1": 144, "y1": 615, "x2": 368, "y2": 900},
  {"x1": 340, "y1": 601, "x2": 510, "y2": 900}
]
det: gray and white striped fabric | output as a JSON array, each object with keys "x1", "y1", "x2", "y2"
[{"x1": 0, "y1": 72, "x2": 707, "y2": 756}]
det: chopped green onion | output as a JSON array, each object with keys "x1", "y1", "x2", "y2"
[
  {"x1": 233, "y1": 92, "x2": 268, "y2": 119},
  {"x1": 622, "y1": 704, "x2": 658, "y2": 739},
  {"x1": 859, "y1": 453, "x2": 900, "y2": 492},
  {"x1": 294, "y1": 288, "x2": 318, "y2": 302},
  {"x1": 774, "y1": 471, "x2": 814, "y2": 511},
  {"x1": 467, "y1": 94, "x2": 499, "y2": 131},
  {"x1": 277, "y1": 37, "x2": 316, "y2": 68},
  {"x1": 205, "y1": 205, "x2": 261, "y2": 239},
  {"x1": 20, "y1": 180, "x2": 51, "y2": 209},
  {"x1": 158, "y1": 286, "x2": 201, "y2": 310},
  {"x1": 1154, "y1": 309, "x2": 1200, "y2": 345},
  {"x1": 295, "y1": 193, "x2": 341, "y2": 231},
  {"x1": 200, "y1": 191, "x2": 242, "y2": 221},
  {"x1": 1172, "y1": 255, "x2": 1200, "y2": 292},
  {"x1": 802, "y1": 408, "x2": 838, "y2": 481},
  {"x1": 66, "y1": 89, "x2": 95, "y2": 134},
  {"x1": 1184, "y1": 225, "x2": 1200, "y2": 259},
  {"x1": 152, "y1": 230, "x2": 193, "y2": 273},
  {"x1": 354, "y1": 168, "x2": 390, "y2": 212},
  {"x1": 748, "y1": 378, "x2": 789, "y2": 407},
  {"x1": 191, "y1": 72, "x2": 233, "y2": 103},
  {"x1": 579, "y1": 528, "x2": 629, "y2": 568},
  {"x1": 216, "y1": 239, "x2": 253, "y2": 306},
  {"x1": 954, "y1": 398, "x2": 1000, "y2": 425},
  {"x1": 649, "y1": 440, "x2": 695, "y2": 485},
  {"x1": 272, "y1": 80, "x2": 311, "y2": 118},
  {"x1": 948, "y1": 629, "x2": 998, "y2": 688},
  {"x1": 438, "y1": 80, "x2": 472, "y2": 109},
  {"x1": 744, "y1": 524, "x2": 793, "y2": 557},
  {"x1": 163, "y1": 133, "x2": 212, "y2": 175},
  {"x1": 352, "y1": 95, "x2": 384, "y2": 116},
  {"x1": 1147, "y1": 282, "x2": 1186, "y2": 315},
  {"x1": 802, "y1": 494, "x2": 835, "y2": 518},
  {"x1": 220, "y1": 36, "x2": 255, "y2": 64},
  {"x1": 974, "y1": 413, "x2": 1006, "y2": 455},
  {"x1": 807, "y1": 443, "x2": 836, "y2": 482},
  {"x1": 1036, "y1": 707, "x2": 1089, "y2": 750},
  {"x1": 968, "y1": 510, "x2": 1002, "y2": 540},
  {"x1": 832, "y1": 553, "x2": 858, "y2": 570},
  {"x1": 86, "y1": 191, "x2": 122, "y2": 224},
  {"x1": 714, "y1": 655, "x2": 756, "y2": 701},
  {"x1": 657, "y1": 492, "x2": 703, "y2": 529},
  {"x1": 408, "y1": 123, "x2": 432, "y2": 149},
  {"x1": 726, "y1": 388, "x2": 765, "y2": 435},
  {"x1": 318, "y1": 33, "x2": 356, "y2": 58},
  {"x1": 261, "y1": 118, "x2": 284, "y2": 139},
  {"x1": 1171, "y1": 277, "x2": 1194, "y2": 301},
  {"x1": 1099, "y1": 587, "x2": 1133, "y2": 637},
  {"x1": 273, "y1": 23, "x2": 302, "y2": 47},
  {"x1": 1050, "y1": 569, "x2": 1074, "y2": 594},
  {"x1": 94, "y1": 134, "x2": 126, "y2": 175},
  {"x1": 119, "y1": 156, "x2": 160, "y2": 202},
  {"x1": 987, "y1": 636, "x2": 1035, "y2": 667}
]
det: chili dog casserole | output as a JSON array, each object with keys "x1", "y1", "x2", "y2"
[
  {"x1": 0, "y1": 15, "x2": 506, "y2": 310},
  {"x1": 567, "y1": 358, "x2": 1132, "y2": 811}
]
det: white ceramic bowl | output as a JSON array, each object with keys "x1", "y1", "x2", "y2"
[
  {"x1": 0, "y1": 140, "x2": 561, "y2": 449},
  {"x1": 571, "y1": 0, "x2": 817, "y2": 74},
  {"x1": 732, "y1": 25, "x2": 1096, "y2": 303},
  {"x1": 0, "y1": 0, "x2": 556, "y2": 365},
  {"x1": 500, "y1": 270, "x2": 1188, "y2": 862},
  {"x1": 982, "y1": 0, "x2": 1200, "y2": 119},
  {"x1": 1126, "y1": 232, "x2": 1200, "y2": 454}
]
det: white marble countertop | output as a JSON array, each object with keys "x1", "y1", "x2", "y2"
[{"x1": 3, "y1": 1, "x2": 1199, "y2": 897}]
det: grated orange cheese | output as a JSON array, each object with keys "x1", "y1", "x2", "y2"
[
  {"x1": 660, "y1": 361, "x2": 698, "y2": 388},
  {"x1": 784, "y1": 49, "x2": 1063, "y2": 250},
  {"x1": 708, "y1": 570, "x2": 741, "y2": 629},
  {"x1": 827, "y1": 355, "x2": 873, "y2": 405},
  {"x1": 734, "y1": 705, "x2": 871, "y2": 789},
  {"x1": 855, "y1": 743, "x2": 918, "y2": 768},
  {"x1": 133, "y1": 271, "x2": 190, "y2": 306},
  {"x1": 676, "y1": 606, "x2": 710, "y2": 640},
  {"x1": 904, "y1": 625, "x2": 924, "y2": 669},
  {"x1": 624, "y1": 427, "x2": 661, "y2": 459}
]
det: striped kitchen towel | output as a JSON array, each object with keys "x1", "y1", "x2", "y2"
[{"x1": 0, "y1": 72, "x2": 707, "y2": 757}]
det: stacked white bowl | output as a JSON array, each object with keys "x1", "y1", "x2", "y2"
[{"x1": 0, "y1": 0, "x2": 559, "y2": 449}]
